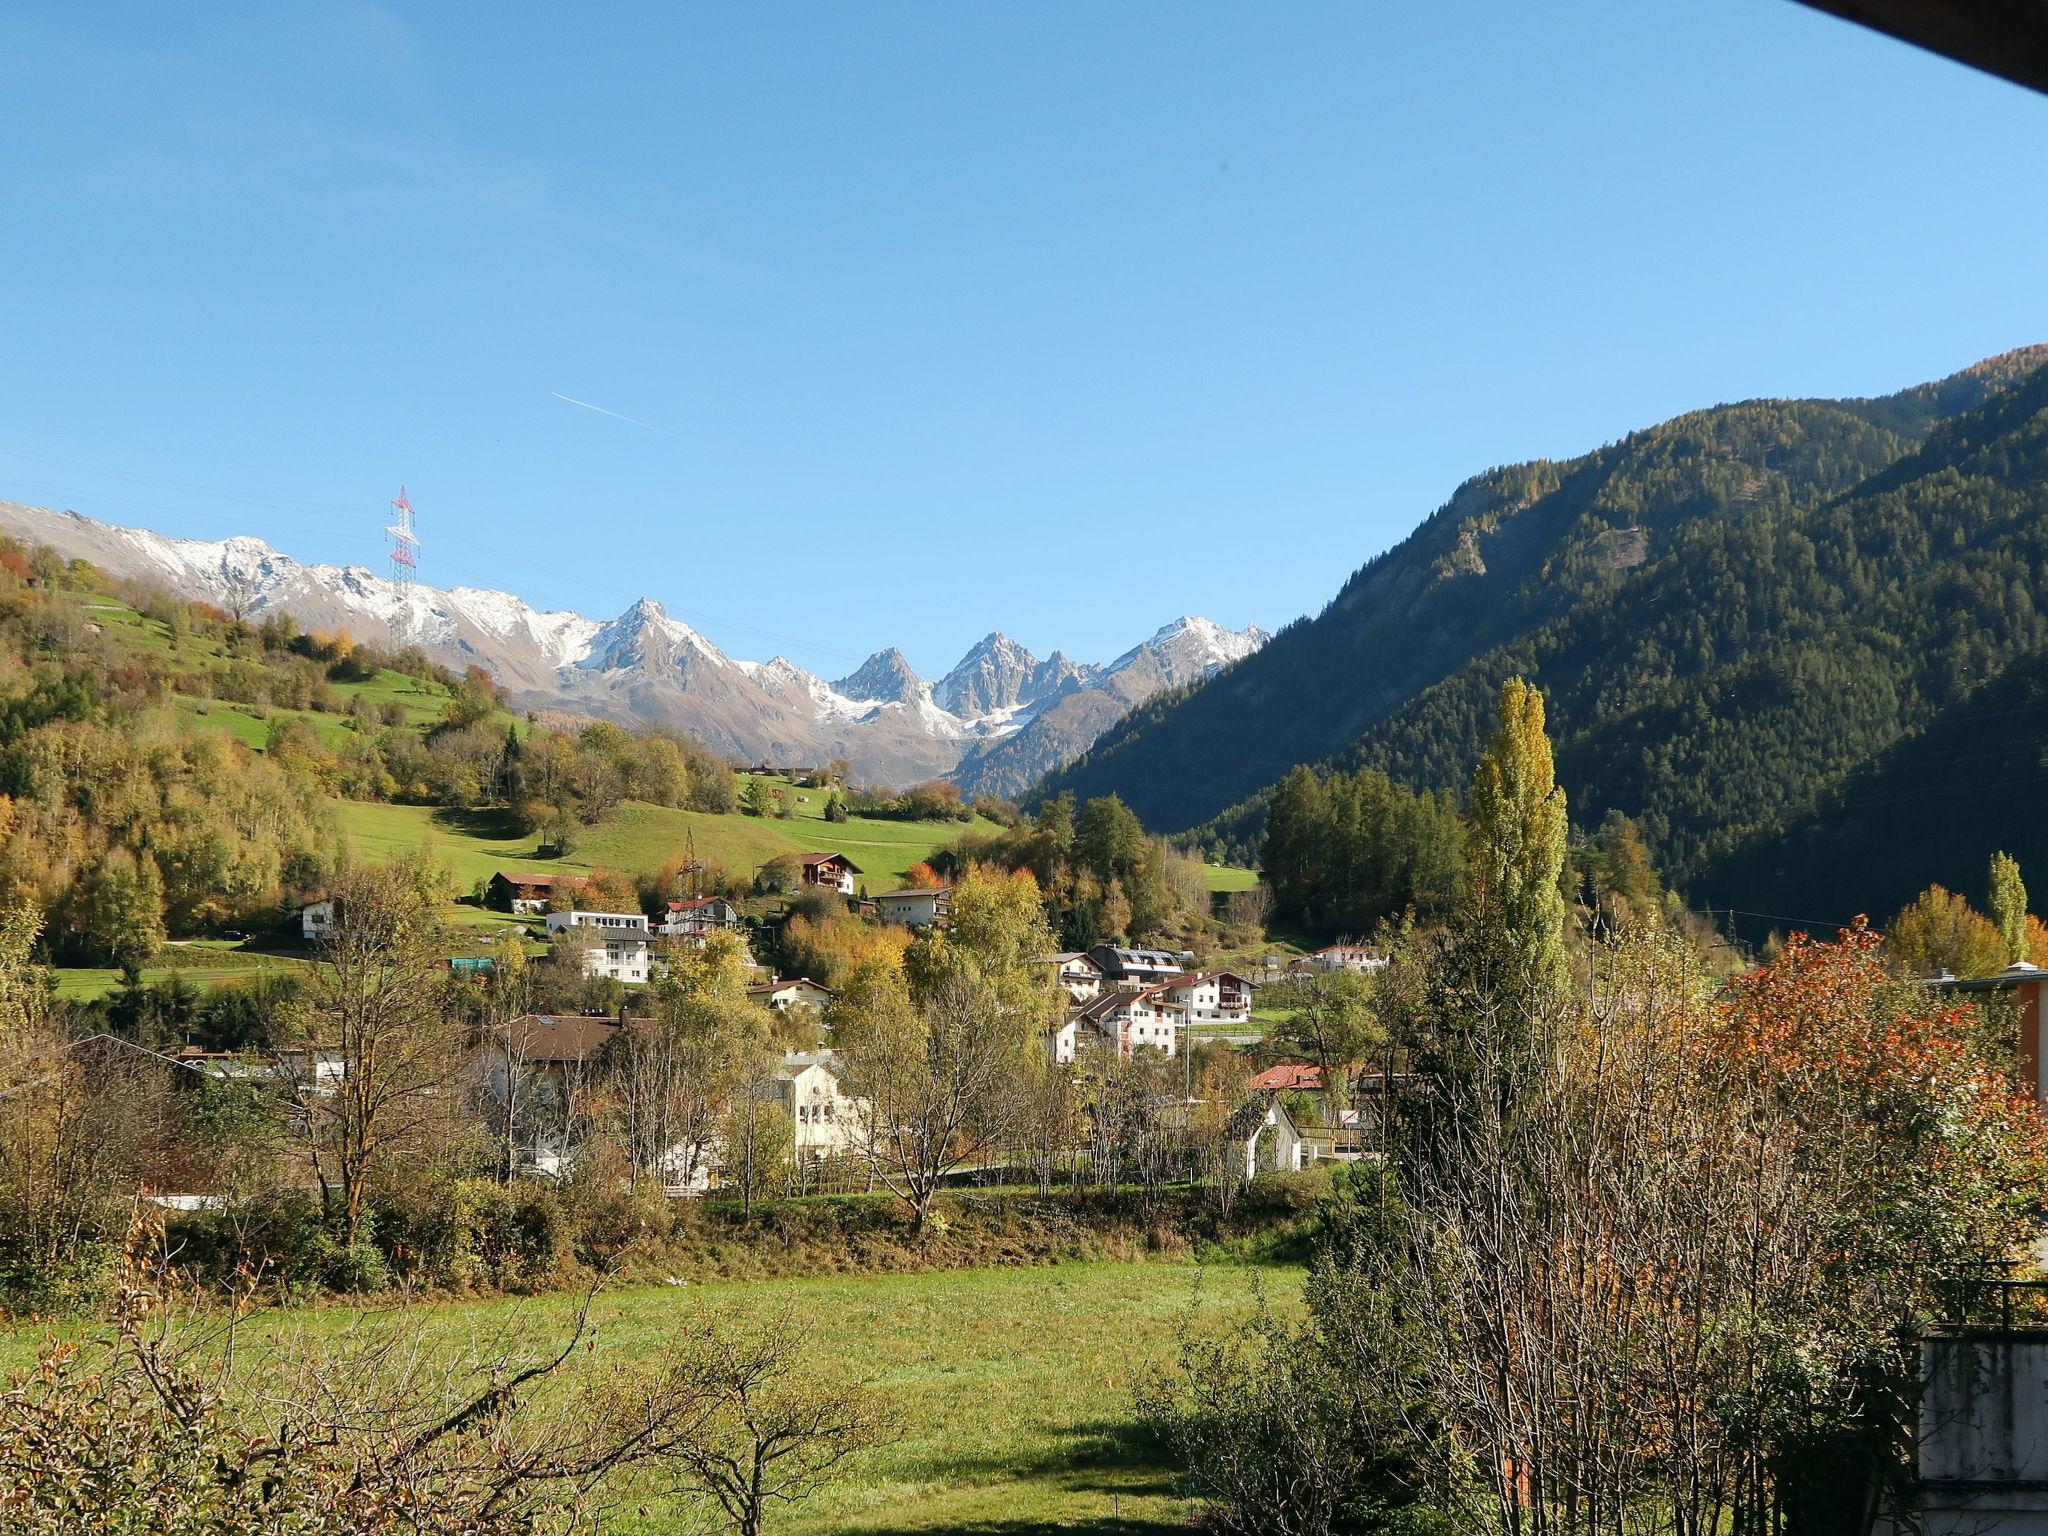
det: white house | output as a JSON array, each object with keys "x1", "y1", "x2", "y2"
[
  {"x1": 545, "y1": 909, "x2": 651, "y2": 937},
  {"x1": 1308, "y1": 944, "x2": 1386, "y2": 974},
  {"x1": 1073, "y1": 988, "x2": 1185, "y2": 1059},
  {"x1": 1153, "y1": 970, "x2": 1256, "y2": 1024},
  {"x1": 1238, "y1": 1094, "x2": 1305, "y2": 1179},
  {"x1": 546, "y1": 912, "x2": 657, "y2": 984},
  {"x1": 658, "y1": 896, "x2": 743, "y2": 937},
  {"x1": 478, "y1": 1013, "x2": 621, "y2": 1176},
  {"x1": 1047, "y1": 1014, "x2": 1082, "y2": 1065},
  {"x1": 1038, "y1": 952, "x2": 1104, "y2": 1005},
  {"x1": 772, "y1": 1050, "x2": 864, "y2": 1158},
  {"x1": 299, "y1": 900, "x2": 337, "y2": 941},
  {"x1": 592, "y1": 935, "x2": 655, "y2": 984},
  {"x1": 874, "y1": 886, "x2": 951, "y2": 929},
  {"x1": 757, "y1": 852, "x2": 862, "y2": 896},
  {"x1": 748, "y1": 976, "x2": 836, "y2": 1013}
]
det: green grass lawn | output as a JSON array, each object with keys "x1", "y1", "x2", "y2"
[
  {"x1": 1202, "y1": 865, "x2": 1260, "y2": 893},
  {"x1": 2, "y1": 1260, "x2": 1286, "y2": 1533},
  {"x1": 337, "y1": 779, "x2": 1001, "y2": 895},
  {"x1": 51, "y1": 941, "x2": 314, "y2": 1001}
]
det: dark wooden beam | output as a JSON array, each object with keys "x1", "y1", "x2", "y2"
[{"x1": 1791, "y1": 0, "x2": 2048, "y2": 94}]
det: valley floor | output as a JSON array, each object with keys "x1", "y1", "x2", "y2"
[{"x1": 3, "y1": 1259, "x2": 1289, "y2": 1535}]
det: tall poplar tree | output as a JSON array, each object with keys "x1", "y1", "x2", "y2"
[
  {"x1": 1466, "y1": 676, "x2": 1569, "y2": 1002},
  {"x1": 1990, "y1": 850, "x2": 2028, "y2": 966}
]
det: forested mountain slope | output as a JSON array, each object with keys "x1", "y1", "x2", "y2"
[
  {"x1": 1697, "y1": 641, "x2": 2048, "y2": 937},
  {"x1": 1180, "y1": 350, "x2": 2048, "y2": 904},
  {"x1": 1032, "y1": 347, "x2": 2048, "y2": 870}
]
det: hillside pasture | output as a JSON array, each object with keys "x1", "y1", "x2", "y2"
[{"x1": 336, "y1": 779, "x2": 998, "y2": 894}]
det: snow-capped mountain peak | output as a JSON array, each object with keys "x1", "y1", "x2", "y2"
[
  {"x1": 0, "y1": 499, "x2": 1268, "y2": 788},
  {"x1": 1110, "y1": 615, "x2": 1272, "y2": 680}
]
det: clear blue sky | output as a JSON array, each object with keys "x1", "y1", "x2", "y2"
[{"x1": 3, "y1": 2, "x2": 2044, "y2": 679}]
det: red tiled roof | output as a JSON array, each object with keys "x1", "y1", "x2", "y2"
[{"x1": 1247, "y1": 1063, "x2": 1327, "y2": 1093}]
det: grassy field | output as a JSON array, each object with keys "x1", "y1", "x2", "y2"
[
  {"x1": 50, "y1": 940, "x2": 315, "y2": 1001},
  {"x1": 4, "y1": 1260, "x2": 1289, "y2": 1533},
  {"x1": 336, "y1": 779, "x2": 1002, "y2": 895},
  {"x1": 1201, "y1": 864, "x2": 1260, "y2": 893}
]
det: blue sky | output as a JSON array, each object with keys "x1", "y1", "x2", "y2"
[{"x1": 3, "y1": 3, "x2": 2044, "y2": 679}]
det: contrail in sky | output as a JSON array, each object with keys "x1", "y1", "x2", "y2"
[{"x1": 550, "y1": 391, "x2": 668, "y2": 433}]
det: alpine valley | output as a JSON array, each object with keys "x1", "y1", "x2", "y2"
[{"x1": 0, "y1": 500, "x2": 1266, "y2": 792}]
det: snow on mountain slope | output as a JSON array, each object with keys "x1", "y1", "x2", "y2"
[{"x1": 0, "y1": 499, "x2": 1266, "y2": 788}]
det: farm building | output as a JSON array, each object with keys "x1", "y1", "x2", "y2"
[
  {"x1": 874, "y1": 886, "x2": 951, "y2": 929},
  {"x1": 488, "y1": 871, "x2": 588, "y2": 914}
]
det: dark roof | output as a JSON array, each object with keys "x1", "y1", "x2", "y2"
[
  {"x1": 1091, "y1": 945, "x2": 1182, "y2": 971},
  {"x1": 497, "y1": 1014, "x2": 621, "y2": 1063},
  {"x1": 874, "y1": 885, "x2": 950, "y2": 901},
  {"x1": 800, "y1": 851, "x2": 863, "y2": 873},
  {"x1": 1927, "y1": 961, "x2": 2048, "y2": 993},
  {"x1": 1078, "y1": 990, "x2": 1185, "y2": 1024}
]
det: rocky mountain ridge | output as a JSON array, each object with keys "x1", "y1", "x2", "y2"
[{"x1": 0, "y1": 500, "x2": 1267, "y2": 787}]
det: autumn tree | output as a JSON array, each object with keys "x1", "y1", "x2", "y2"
[
  {"x1": 609, "y1": 931, "x2": 765, "y2": 1193},
  {"x1": 295, "y1": 855, "x2": 465, "y2": 1255},
  {"x1": 1263, "y1": 967, "x2": 1382, "y2": 1117},
  {"x1": 837, "y1": 869, "x2": 1059, "y2": 1227},
  {"x1": 1885, "y1": 883, "x2": 2005, "y2": 979}
]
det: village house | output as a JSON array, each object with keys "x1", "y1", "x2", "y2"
[
  {"x1": 657, "y1": 895, "x2": 743, "y2": 937},
  {"x1": 760, "y1": 851, "x2": 863, "y2": 896},
  {"x1": 1307, "y1": 943, "x2": 1386, "y2": 974},
  {"x1": 748, "y1": 976, "x2": 836, "y2": 1013},
  {"x1": 299, "y1": 899, "x2": 337, "y2": 941},
  {"x1": 545, "y1": 910, "x2": 651, "y2": 936},
  {"x1": 1088, "y1": 944, "x2": 1185, "y2": 991},
  {"x1": 874, "y1": 886, "x2": 951, "y2": 929},
  {"x1": 1152, "y1": 970, "x2": 1256, "y2": 1024},
  {"x1": 273, "y1": 1043, "x2": 347, "y2": 1092},
  {"x1": 478, "y1": 1013, "x2": 620, "y2": 1175},
  {"x1": 1047, "y1": 1014, "x2": 1083, "y2": 1065},
  {"x1": 487, "y1": 871, "x2": 587, "y2": 915},
  {"x1": 1245, "y1": 1061, "x2": 1409, "y2": 1162},
  {"x1": 1037, "y1": 952, "x2": 1104, "y2": 1004},
  {"x1": 772, "y1": 1050, "x2": 864, "y2": 1160},
  {"x1": 579, "y1": 933, "x2": 655, "y2": 984},
  {"x1": 1231, "y1": 1092, "x2": 1306, "y2": 1179},
  {"x1": 545, "y1": 912, "x2": 656, "y2": 984},
  {"x1": 1930, "y1": 961, "x2": 2048, "y2": 1105},
  {"x1": 1072, "y1": 987, "x2": 1185, "y2": 1058}
]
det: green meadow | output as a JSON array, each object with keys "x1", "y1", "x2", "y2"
[
  {"x1": 0, "y1": 1260, "x2": 1284, "y2": 1535},
  {"x1": 334, "y1": 780, "x2": 1005, "y2": 896}
]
